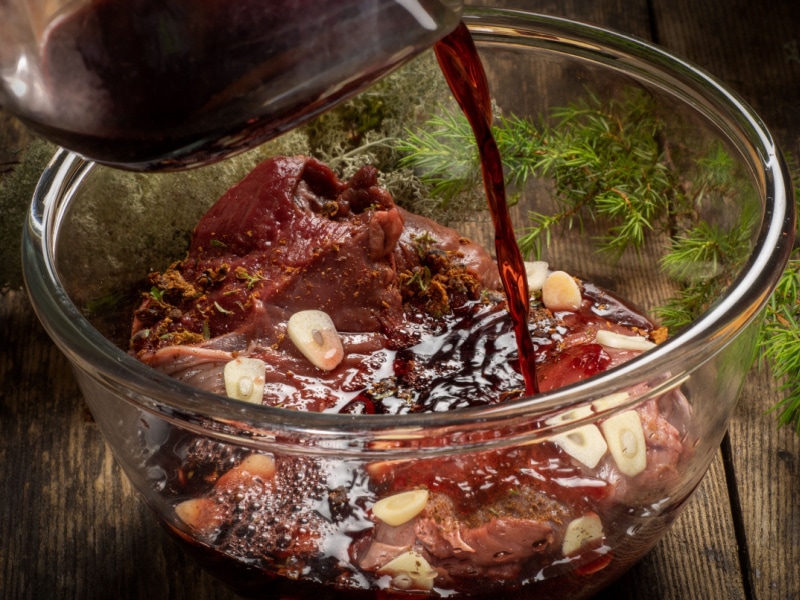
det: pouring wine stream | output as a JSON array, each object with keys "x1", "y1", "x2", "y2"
[{"x1": 434, "y1": 22, "x2": 539, "y2": 395}]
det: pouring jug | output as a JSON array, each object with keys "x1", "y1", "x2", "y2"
[{"x1": 0, "y1": 0, "x2": 461, "y2": 171}]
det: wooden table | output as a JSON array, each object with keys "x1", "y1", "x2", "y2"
[{"x1": 2, "y1": 1, "x2": 799, "y2": 598}]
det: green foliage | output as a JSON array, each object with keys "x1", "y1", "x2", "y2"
[
  {"x1": 659, "y1": 155, "x2": 800, "y2": 433},
  {"x1": 398, "y1": 90, "x2": 679, "y2": 259},
  {"x1": 397, "y1": 111, "x2": 479, "y2": 202},
  {"x1": 763, "y1": 264, "x2": 800, "y2": 426},
  {"x1": 0, "y1": 138, "x2": 56, "y2": 290},
  {"x1": 297, "y1": 53, "x2": 488, "y2": 223},
  {"x1": 397, "y1": 86, "x2": 800, "y2": 433},
  {"x1": 657, "y1": 209, "x2": 758, "y2": 329},
  {"x1": 397, "y1": 88, "x2": 763, "y2": 326},
  {"x1": 761, "y1": 155, "x2": 800, "y2": 431}
]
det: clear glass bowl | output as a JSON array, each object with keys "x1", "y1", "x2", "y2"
[{"x1": 22, "y1": 8, "x2": 794, "y2": 600}]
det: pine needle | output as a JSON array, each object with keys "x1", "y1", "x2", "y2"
[{"x1": 396, "y1": 87, "x2": 800, "y2": 434}]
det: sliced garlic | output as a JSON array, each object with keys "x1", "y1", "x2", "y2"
[
  {"x1": 542, "y1": 270, "x2": 582, "y2": 312},
  {"x1": 223, "y1": 357, "x2": 266, "y2": 403},
  {"x1": 175, "y1": 498, "x2": 206, "y2": 528},
  {"x1": 591, "y1": 392, "x2": 630, "y2": 412},
  {"x1": 373, "y1": 489, "x2": 429, "y2": 526},
  {"x1": 562, "y1": 513, "x2": 604, "y2": 556},
  {"x1": 175, "y1": 498, "x2": 219, "y2": 534},
  {"x1": 364, "y1": 458, "x2": 409, "y2": 480},
  {"x1": 545, "y1": 404, "x2": 593, "y2": 426},
  {"x1": 237, "y1": 453, "x2": 277, "y2": 480},
  {"x1": 216, "y1": 453, "x2": 277, "y2": 489},
  {"x1": 287, "y1": 310, "x2": 344, "y2": 370},
  {"x1": 551, "y1": 425, "x2": 608, "y2": 469},
  {"x1": 525, "y1": 261, "x2": 550, "y2": 292},
  {"x1": 378, "y1": 551, "x2": 438, "y2": 591},
  {"x1": 600, "y1": 410, "x2": 647, "y2": 476},
  {"x1": 390, "y1": 573, "x2": 415, "y2": 590},
  {"x1": 596, "y1": 329, "x2": 656, "y2": 352}
]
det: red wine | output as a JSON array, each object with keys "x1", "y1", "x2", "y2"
[
  {"x1": 24, "y1": 0, "x2": 460, "y2": 170},
  {"x1": 434, "y1": 23, "x2": 539, "y2": 395}
]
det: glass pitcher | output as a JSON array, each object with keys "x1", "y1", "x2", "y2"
[{"x1": 0, "y1": 0, "x2": 461, "y2": 171}]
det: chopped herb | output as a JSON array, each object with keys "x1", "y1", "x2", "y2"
[
  {"x1": 404, "y1": 266, "x2": 432, "y2": 292},
  {"x1": 412, "y1": 231, "x2": 438, "y2": 260},
  {"x1": 214, "y1": 301, "x2": 233, "y2": 315},
  {"x1": 235, "y1": 266, "x2": 265, "y2": 289}
]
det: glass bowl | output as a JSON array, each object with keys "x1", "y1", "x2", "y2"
[{"x1": 22, "y1": 8, "x2": 794, "y2": 600}]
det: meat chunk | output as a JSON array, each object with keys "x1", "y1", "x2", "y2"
[
  {"x1": 130, "y1": 156, "x2": 504, "y2": 410},
  {"x1": 132, "y1": 155, "x2": 499, "y2": 351},
  {"x1": 354, "y1": 488, "x2": 567, "y2": 589}
]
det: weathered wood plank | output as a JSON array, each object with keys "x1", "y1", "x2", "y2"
[
  {"x1": 730, "y1": 371, "x2": 800, "y2": 599},
  {"x1": 468, "y1": 0, "x2": 653, "y2": 37},
  {"x1": 0, "y1": 290, "x2": 237, "y2": 599},
  {"x1": 652, "y1": 1, "x2": 800, "y2": 598},
  {"x1": 596, "y1": 451, "x2": 746, "y2": 600},
  {"x1": 652, "y1": 0, "x2": 800, "y2": 157}
]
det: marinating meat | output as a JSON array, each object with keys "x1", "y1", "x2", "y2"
[
  {"x1": 131, "y1": 155, "x2": 504, "y2": 412},
  {"x1": 131, "y1": 156, "x2": 691, "y2": 597}
]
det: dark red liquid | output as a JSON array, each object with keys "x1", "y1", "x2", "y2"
[
  {"x1": 29, "y1": 0, "x2": 459, "y2": 170},
  {"x1": 434, "y1": 23, "x2": 539, "y2": 395}
]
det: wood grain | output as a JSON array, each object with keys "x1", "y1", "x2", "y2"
[
  {"x1": 653, "y1": 2, "x2": 800, "y2": 599},
  {"x1": 0, "y1": 291, "x2": 237, "y2": 598},
  {"x1": 652, "y1": 0, "x2": 800, "y2": 157}
]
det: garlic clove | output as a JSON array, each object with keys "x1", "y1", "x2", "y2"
[
  {"x1": 525, "y1": 261, "x2": 550, "y2": 292},
  {"x1": 175, "y1": 498, "x2": 207, "y2": 528},
  {"x1": 372, "y1": 489, "x2": 429, "y2": 526},
  {"x1": 216, "y1": 453, "x2": 277, "y2": 489},
  {"x1": 390, "y1": 573, "x2": 415, "y2": 591},
  {"x1": 378, "y1": 551, "x2": 438, "y2": 591},
  {"x1": 545, "y1": 405, "x2": 594, "y2": 426},
  {"x1": 223, "y1": 357, "x2": 266, "y2": 403},
  {"x1": 562, "y1": 513, "x2": 604, "y2": 556},
  {"x1": 237, "y1": 453, "x2": 277, "y2": 480},
  {"x1": 365, "y1": 458, "x2": 409, "y2": 481},
  {"x1": 592, "y1": 392, "x2": 630, "y2": 412},
  {"x1": 600, "y1": 410, "x2": 647, "y2": 476},
  {"x1": 551, "y1": 425, "x2": 608, "y2": 469},
  {"x1": 596, "y1": 329, "x2": 656, "y2": 352},
  {"x1": 287, "y1": 310, "x2": 344, "y2": 370},
  {"x1": 175, "y1": 498, "x2": 221, "y2": 535},
  {"x1": 542, "y1": 270, "x2": 582, "y2": 312}
]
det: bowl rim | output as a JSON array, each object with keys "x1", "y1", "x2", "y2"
[{"x1": 22, "y1": 7, "x2": 795, "y2": 451}]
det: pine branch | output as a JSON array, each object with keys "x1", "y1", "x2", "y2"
[
  {"x1": 396, "y1": 111, "x2": 480, "y2": 203},
  {"x1": 395, "y1": 88, "x2": 800, "y2": 434},
  {"x1": 398, "y1": 89, "x2": 680, "y2": 259}
]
